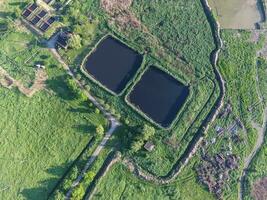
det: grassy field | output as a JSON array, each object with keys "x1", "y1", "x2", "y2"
[
  {"x1": 0, "y1": 18, "x2": 107, "y2": 200},
  {"x1": 91, "y1": 157, "x2": 214, "y2": 200}
]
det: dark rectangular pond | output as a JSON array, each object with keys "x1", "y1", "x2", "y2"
[
  {"x1": 129, "y1": 67, "x2": 189, "y2": 128},
  {"x1": 83, "y1": 36, "x2": 143, "y2": 94}
]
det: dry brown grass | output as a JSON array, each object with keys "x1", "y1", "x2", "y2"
[
  {"x1": 100, "y1": 0, "x2": 141, "y2": 28},
  {"x1": 0, "y1": 67, "x2": 47, "y2": 97},
  {"x1": 251, "y1": 177, "x2": 267, "y2": 200}
]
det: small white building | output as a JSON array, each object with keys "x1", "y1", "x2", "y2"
[{"x1": 144, "y1": 141, "x2": 155, "y2": 152}]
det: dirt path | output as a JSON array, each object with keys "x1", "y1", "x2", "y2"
[
  {"x1": 239, "y1": 107, "x2": 267, "y2": 200},
  {"x1": 0, "y1": 66, "x2": 47, "y2": 97},
  {"x1": 239, "y1": 57, "x2": 267, "y2": 199},
  {"x1": 46, "y1": 33, "x2": 120, "y2": 199}
]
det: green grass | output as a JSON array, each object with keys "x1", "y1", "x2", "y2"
[
  {"x1": 0, "y1": 19, "x2": 107, "y2": 199},
  {"x1": 91, "y1": 158, "x2": 215, "y2": 200}
]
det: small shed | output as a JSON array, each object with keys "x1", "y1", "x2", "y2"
[
  {"x1": 56, "y1": 31, "x2": 72, "y2": 50},
  {"x1": 144, "y1": 141, "x2": 155, "y2": 152}
]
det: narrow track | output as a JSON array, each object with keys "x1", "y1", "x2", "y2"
[{"x1": 47, "y1": 33, "x2": 120, "y2": 199}]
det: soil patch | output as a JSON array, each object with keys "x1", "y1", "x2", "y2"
[
  {"x1": 252, "y1": 177, "x2": 267, "y2": 200},
  {"x1": 100, "y1": 0, "x2": 141, "y2": 28},
  {"x1": 208, "y1": 0, "x2": 262, "y2": 29},
  {"x1": 0, "y1": 66, "x2": 47, "y2": 97}
]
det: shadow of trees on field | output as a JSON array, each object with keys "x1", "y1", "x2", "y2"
[
  {"x1": 73, "y1": 124, "x2": 95, "y2": 134},
  {"x1": 20, "y1": 161, "x2": 73, "y2": 200},
  {"x1": 68, "y1": 107, "x2": 91, "y2": 113},
  {"x1": 0, "y1": 11, "x2": 13, "y2": 18},
  {"x1": 46, "y1": 75, "x2": 76, "y2": 101}
]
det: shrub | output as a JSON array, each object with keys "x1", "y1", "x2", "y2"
[
  {"x1": 76, "y1": 74, "x2": 82, "y2": 80},
  {"x1": 71, "y1": 184, "x2": 85, "y2": 200},
  {"x1": 62, "y1": 179, "x2": 72, "y2": 191},
  {"x1": 99, "y1": 99, "x2": 105, "y2": 105},
  {"x1": 124, "y1": 118, "x2": 130, "y2": 125},
  {"x1": 68, "y1": 34, "x2": 82, "y2": 50},
  {"x1": 96, "y1": 125, "x2": 104, "y2": 135},
  {"x1": 115, "y1": 113, "x2": 121, "y2": 119},
  {"x1": 77, "y1": 90, "x2": 87, "y2": 101},
  {"x1": 70, "y1": 166, "x2": 79, "y2": 180},
  {"x1": 53, "y1": 190, "x2": 65, "y2": 200},
  {"x1": 110, "y1": 107, "x2": 116, "y2": 115},
  {"x1": 85, "y1": 85, "x2": 91, "y2": 91},
  {"x1": 130, "y1": 124, "x2": 155, "y2": 152},
  {"x1": 104, "y1": 104, "x2": 110, "y2": 110},
  {"x1": 80, "y1": 79, "x2": 86, "y2": 86},
  {"x1": 95, "y1": 108, "x2": 100, "y2": 114},
  {"x1": 84, "y1": 171, "x2": 96, "y2": 185}
]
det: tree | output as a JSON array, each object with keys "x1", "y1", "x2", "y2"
[
  {"x1": 53, "y1": 190, "x2": 65, "y2": 200},
  {"x1": 62, "y1": 179, "x2": 72, "y2": 191},
  {"x1": 68, "y1": 34, "x2": 82, "y2": 50},
  {"x1": 131, "y1": 139, "x2": 143, "y2": 153},
  {"x1": 12, "y1": 7, "x2": 21, "y2": 19},
  {"x1": 84, "y1": 171, "x2": 96, "y2": 184},
  {"x1": 141, "y1": 125, "x2": 155, "y2": 141},
  {"x1": 96, "y1": 125, "x2": 104, "y2": 135},
  {"x1": 76, "y1": 74, "x2": 82, "y2": 81},
  {"x1": 85, "y1": 85, "x2": 91, "y2": 91},
  {"x1": 71, "y1": 184, "x2": 85, "y2": 200},
  {"x1": 95, "y1": 108, "x2": 100, "y2": 114},
  {"x1": 70, "y1": 166, "x2": 79, "y2": 180},
  {"x1": 124, "y1": 118, "x2": 130, "y2": 125},
  {"x1": 130, "y1": 125, "x2": 155, "y2": 152}
]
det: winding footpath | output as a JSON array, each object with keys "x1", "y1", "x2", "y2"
[
  {"x1": 239, "y1": 58, "x2": 267, "y2": 199},
  {"x1": 239, "y1": 108, "x2": 267, "y2": 200},
  {"x1": 46, "y1": 33, "x2": 120, "y2": 199}
]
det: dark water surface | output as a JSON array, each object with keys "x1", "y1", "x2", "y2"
[
  {"x1": 84, "y1": 36, "x2": 143, "y2": 94},
  {"x1": 129, "y1": 67, "x2": 189, "y2": 127}
]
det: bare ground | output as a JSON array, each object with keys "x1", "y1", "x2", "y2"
[
  {"x1": 252, "y1": 177, "x2": 267, "y2": 200},
  {"x1": 0, "y1": 66, "x2": 47, "y2": 97},
  {"x1": 100, "y1": 0, "x2": 141, "y2": 28}
]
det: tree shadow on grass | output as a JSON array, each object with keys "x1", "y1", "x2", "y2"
[
  {"x1": 0, "y1": 11, "x2": 13, "y2": 18},
  {"x1": 73, "y1": 124, "x2": 95, "y2": 134},
  {"x1": 46, "y1": 75, "x2": 76, "y2": 101},
  {"x1": 20, "y1": 162, "x2": 73, "y2": 200},
  {"x1": 68, "y1": 107, "x2": 91, "y2": 114}
]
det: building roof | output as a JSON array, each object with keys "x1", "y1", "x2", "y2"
[
  {"x1": 56, "y1": 31, "x2": 72, "y2": 49},
  {"x1": 144, "y1": 141, "x2": 155, "y2": 152}
]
